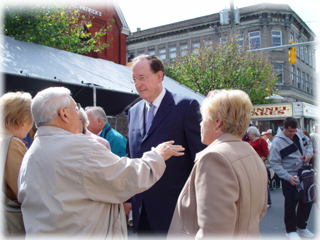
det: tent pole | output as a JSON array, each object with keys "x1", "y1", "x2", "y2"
[{"x1": 93, "y1": 86, "x2": 97, "y2": 106}]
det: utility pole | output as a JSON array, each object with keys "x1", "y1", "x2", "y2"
[{"x1": 230, "y1": 0, "x2": 235, "y2": 35}]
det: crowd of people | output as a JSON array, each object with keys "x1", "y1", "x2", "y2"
[{"x1": 1, "y1": 55, "x2": 318, "y2": 240}]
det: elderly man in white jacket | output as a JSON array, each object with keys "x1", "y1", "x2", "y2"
[{"x1": 17, "y1": 87, "x2": 184, "y2": 239}]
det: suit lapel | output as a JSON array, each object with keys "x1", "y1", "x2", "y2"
[
  {"x1": 138, "y1": 101, "x2": 146, "y2": 137},
  {"x1": 143, "y1": 90, "x2": 174, "y2": 139}
]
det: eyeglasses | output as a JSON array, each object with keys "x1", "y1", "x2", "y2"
[
  {"x1": 65, "y1": 103, "x2": 81, "y2": 112},
  {"x1": 132, "y1": 73, "x2": 155, "y2": 84}
]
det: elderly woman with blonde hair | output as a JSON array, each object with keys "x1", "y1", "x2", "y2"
[
  {"x1": 168, "y1": 89, "x2": 268, "y2": 239},
  {"x1": 0, "y1": 91, "x2": 33, "y2": 235}
]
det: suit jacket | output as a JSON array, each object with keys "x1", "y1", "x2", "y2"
[
  {"x1": 127, "y1": 89, "x2": 205, "y2": 234},
  {"x1": 168, "y1": 133, "x2": 268, "y2": 239}
]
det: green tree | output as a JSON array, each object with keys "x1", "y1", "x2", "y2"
[
  {"x1": 165, "y1": 36, "x2": 279, "y2": 104},
  {"x1": 3, "y1": 3, "x2": 114, "y2": 54}
]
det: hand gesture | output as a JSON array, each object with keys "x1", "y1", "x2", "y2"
[{"x1": 155, "y1": 141, "x2": 185, "y2": 161}]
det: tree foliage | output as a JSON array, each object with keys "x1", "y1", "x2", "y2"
[
  {"x1": 165, "y1": 36, "x2": 279, "y2": 104},
  {"x1": 3, "y1": 3, "x2": 114, "y2": 54}
]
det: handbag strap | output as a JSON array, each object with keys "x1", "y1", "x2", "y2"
[{"x1": 1, "y1": 135, "x2": 14, "y2": 168}]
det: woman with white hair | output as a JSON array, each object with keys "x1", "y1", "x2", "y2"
[
  {"x1": 78, "y1": 107, "x2": 111, "y2": 150},
  {"x1": 247, "y1": 126, "x2": 268, "y2": 162},
  {"x1": 168, "y1": 89, "x2": 267, "y2": 239}
]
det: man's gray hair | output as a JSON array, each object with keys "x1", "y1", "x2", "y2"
[
  {"x1": 32, "y1": 87, "x2": 71, "y2": 127},
  {"x1": 85, "y1": 106, "x2": 108, "y2": 124},
  {"x1": 247, "y1": 126, "x2": 260, "y2": 137}
]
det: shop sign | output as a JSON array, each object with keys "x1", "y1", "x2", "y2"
[
  {"x1": 73, "y1": 4, "x2": 102, "y2": 17},
  {"x1": 251, "y1": 104, "x2": 292, "y2": 119}
]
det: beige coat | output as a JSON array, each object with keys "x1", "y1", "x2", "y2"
[
  {"x1": 168, "y1": 133, "x2": 268, "y2": 239},
  {"x1": 18, "y1": 126, "x2": 166, "y2": 239}
]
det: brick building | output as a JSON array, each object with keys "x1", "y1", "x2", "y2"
[{"x1": 75, "y1": 0, "x2": 130, "y2": 65}]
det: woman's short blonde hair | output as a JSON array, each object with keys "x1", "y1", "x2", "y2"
[
  {"x1": 200, "y1": 89, "x2": 252, "y2": 137},
  {"x1": 0, "y1": 91, "x2": 33, "y2": 129}
]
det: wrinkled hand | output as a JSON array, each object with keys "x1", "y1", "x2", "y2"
[
  {"x1": 155, "y1": 141, "x2": 185, "y2": 161},
  {"x1": 289, "y1": 175, "x2": 299, "y2": 186},
  {"x1": 301, "y1": 154, "x2": 311, "y2": 163},
  {"x1": 123, "y1": 202, "x2": 132, "y2": 217}
]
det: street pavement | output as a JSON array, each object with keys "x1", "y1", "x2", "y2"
[{"x1": 260, "y1": 186, "x2": 319, "y2": 240}]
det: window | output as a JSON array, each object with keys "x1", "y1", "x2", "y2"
[
  {"x1": 304, "y1": 46, "x2": 308, "y2": 64},
  {"x1": 290, "y1": 33, "x2": 294, "y2": 42},
  {"x1": 308, "y1": 48, "x2": 312, "y2": 66},
  {"x1": 306, "y1": 74, "x2": 310, "y2": 93},
  {"x1": 169, "y1": 46, "x2": 176, "y2": 62},
  {"x1": 249, "y1": 31, "x2": 261, "y2": 50},
  {"x1": 271, "y1": 30, "x2": 282, "y2": 47},
  {"x1": 295, "y1": 38, "x2": 300, "y2": 58},
  {"x1": 180, "y1": 43, "x2": 189, "y2": 57},
  {"x1": 300, "y1": 45, "x2": 304, "y2": 61},
  {"x1": 291, "y1": 65, "x2": 295, "y2": 87},
  {"x1": 312, "y1": 51, "x2": 315, "y2": 68},
  {"x1": 310, "y1": 77, "x2": 313, "y2": 95},
  {"x1": 220, "y1": 37, "x2": 227, "y2": 44},
  {"x1": 204, "y1": 39, "x2": 213, "y2": 49},
  {"x1": 159, "y1": 47, "x2": 166, "y2": 64},
  {"x1": 138, "y1": 49, "x2": 145, "y2": 56},
  {"x1": 273, "y1": 64, "x2": 283, "y2": 84},
  {"x1": 297, "y1": 68, "x2": 301, "y2": 88},
  {"x1": 192, "y1": 42, "x2": 200, "y2": 54},
  {"x1": 148, "y1": 48, "x2": 155, "y2": 56},
  {"x1": 301, "y1": 72, "x2": 305, "y2": 91},
  {"x1": 236, "y1": 34, "x2": 244, "y2": 47}
]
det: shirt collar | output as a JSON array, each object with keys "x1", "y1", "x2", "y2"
[{"x1": 146, "y1": 87, "x2": 166, "y2": 110}]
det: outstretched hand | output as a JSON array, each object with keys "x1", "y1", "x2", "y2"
[{"x1": 155, "y1": 141, "x2": 185, "y2": 161}]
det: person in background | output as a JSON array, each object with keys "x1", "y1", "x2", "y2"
[
  {"x1": 0, "y1": 91, "x2": 33, "y2": 236},
  {"x1": 270, "y1": 117, "x2": 314, "y2": 240},
  {"x1": 247, "y1": 125, "x2": 271, "y2": 208},
  {"x1": 266, "y1": 129, "x2": 281, "y2": 188},
  {"x1": 247, "y1": 126, "x2": 269, "y2": 162},
  {"x1": 310, "y1": 124, "x2": 319, "y2": 170},
  {"x1": 127, "y1": 55, "x2": 205, "y2": 238},
  {"x1": 85, "y1": 106, "x2": 126, "y2": 157},
  {"x1": 241, "y1": 123, "x2": 252, "y2": 142},
  {"x1": 266, "y1": 129, "x2": 274, "y2": 149},
  {"x1": 168, "y1": 89, "x2": 267, "y2": 239},
  {"x1": 17, "y1": 87, "x2": 185, "y2": 238},
  {"x1": 78, "y1": 107, "x2": 111, "y2": 150},
  {"x1": 262, "y1": 131, "x2": 268, "y2": 141},
  {"x1": 303, "y1": 130, "x2": 310, "y2": 139}
]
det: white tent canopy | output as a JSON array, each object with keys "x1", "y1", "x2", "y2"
[{"x1": 1, "y1": 35, "x2": 205, "y2": 115}]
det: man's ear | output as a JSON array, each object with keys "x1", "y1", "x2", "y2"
[
  {"x1": 97, "y1": 117, "x2": 103, "y2": 125},
  {"x1": 58, "y1": 108, "x2": 69, "y2": 123},
  {"x1": 157, "y1": 71, "x2": 164, "y2": 83}
]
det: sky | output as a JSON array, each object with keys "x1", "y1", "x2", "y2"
[{"x1": 117, "y1": 0, "x2": 320, "y2": 36}]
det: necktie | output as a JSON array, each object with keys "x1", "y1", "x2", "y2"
[{"x1": 146, "y1": 104, "x2": 155, "y2": 132}]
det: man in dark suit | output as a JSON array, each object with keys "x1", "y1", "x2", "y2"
[{"x1": 126, "y1": 55, "x2": 205, "y2": 238}]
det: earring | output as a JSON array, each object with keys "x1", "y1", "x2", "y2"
[{"x1": 214, "y1": 127, "x2": 220, "y2": 133}]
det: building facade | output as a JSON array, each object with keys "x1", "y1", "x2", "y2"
[
  {"x1": 74, "y1": 0, "x2": 130, "y2": 65},
  {"x1": 126, "y1": 3, "x2": 318, "y2": 132}
]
